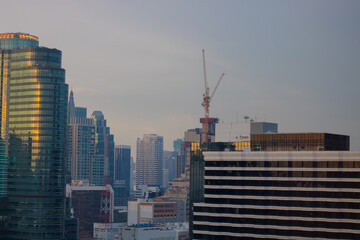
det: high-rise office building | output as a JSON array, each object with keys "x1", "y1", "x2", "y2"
[
  {"x1": 130, "y1": 157, "x2": 136, "y2": 191},
  {"x1": 136, "y1": 134, "x2": 163, "y2": 186},
  {"x1": 188, "y1": 142, "x2": 238, "y2": 238},
  {"x1": 107, "y1": 133, "x2": 115, "y2": 182},
  {"x1": 184, "y1": 128, "x2": 202, "y2": 179},
  {"x1": 0, "y1": 33, "x2": 68, "y2": 239},
  {"x1": 193, "y1": 151, "x2": 360, "y2": 240},
  {"x1": 114, "y1": 145, "x2": 131, "y2": 206},
  {"x1": 173, "y1": 139, "x2": 184, "y2": 155},
  {"x1": 67, "y1": 91, "x2": 95, "y2": 182},
  {"x1": 173, "y1": 139, "x2": 185, "y2": 179},
  {"x1": 91, "y1": 111, "x2": 114, "y2": 185},
  {"x1": 91, "y1": 154, "x2": 105, "y2": 186},
  {"x1": 163, "y1": 150, "x2": 177, "y2": 185}
]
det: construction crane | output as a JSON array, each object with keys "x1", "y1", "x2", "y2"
[{"x1": 201, "y1": 49, "x2": 225, "y2": 142}]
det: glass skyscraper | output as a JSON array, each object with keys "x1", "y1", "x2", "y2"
[
  {"x1": 0, "y1": 33, "x2": 68, "y2": 239},
  {"x1": 114, "y1": 145, "x2": 131, "y2": 206},
  {"x1": 91, "y1": 111, "x2": 114, "y2": 186}
]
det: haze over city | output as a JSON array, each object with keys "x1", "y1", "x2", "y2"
[{"x1": 2, "y1": 0, "x2": 359, "y2": 151}]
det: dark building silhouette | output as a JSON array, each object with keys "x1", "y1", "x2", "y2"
[
  {"x1": 251, "y1": 132, "x2": 349, "y2": 151},
  {"x1": 114, "y1": 145, "x2": 131, "y2": 206},
  {"x1": 90, "y1": 111, "x2": 114, "y2": 186}
]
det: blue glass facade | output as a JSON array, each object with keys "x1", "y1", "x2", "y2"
[
  {"x1": 91, "y1": 111, "x2": 114, "y2": 186},
  {"x1": 114, "y1": 145, "x2": 131, "y2": 206}
]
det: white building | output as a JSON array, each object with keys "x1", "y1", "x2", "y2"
[
  {"x1": 93, "y1": 222, "x2": 127, "y2": 240},
  {"x1": 119, "y1": 225, "x2": 177, "y2": 240},
  {"x1": 215, "y1": 122, "x2": 251, "y2": 142},
  {"x1": 136, "y1": 134, "x2": 163, "y2": 186}
]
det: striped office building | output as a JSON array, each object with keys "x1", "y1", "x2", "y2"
[{"x1": 193, "y1": 151, "x2": 360, "y2": 240}]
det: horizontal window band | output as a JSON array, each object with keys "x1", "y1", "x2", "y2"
[
  {"x1": 194, "y1": 216, "x2": 360, "y2": 234},
  {"x1": 204, "y1": 185, "x2": 360, "y2": 193},
  {"x1": 193, "y1": 212, "x2": 360, "y2": 224},
  {"x1": 193, "y1": 221, "x2": 360, "y2": 235},
  {"x1": 203, "y1": 197, "x2": 360, "y2": 210},
  {"x1": 205, "y1": 167, "x2": 360, "y2": 172},
  {"x1": 194, "y1": 203, "x2": 360, "y2": 214},
  {"x1": 193, "y1": 230, "x2": 331, "y2": 240},
  {"x1": 193, "y1": 206, "x2": 360, "y2": 221},
  {"x1": 204, "y1": 188, "x2": 360, "y2": 199},
  {"x1": 204, "y1": 155, "x2": 360, "y2": 162},
  {"x1": 204, "y1": 194, "x2": 360, "y2": 203},
  {"x1": 205, "y1": 176, "x2": 360, "y2": 182}
]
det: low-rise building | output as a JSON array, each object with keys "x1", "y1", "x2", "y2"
[
  {"x1": 66, "y1": 181, "x2": 114, "y2": 237},
  {"x1": 128, "y1": 197, "x2": 184, "y2": 225},
  {"x1": 165, "y1": 178, "x2": 189, "y2": 221},
  {"x1": 119, "y1": 224, "x2": 188, "y2": 240},
  {"x1": 93, "y1": 223, "x2": 126, "y2": 240}
]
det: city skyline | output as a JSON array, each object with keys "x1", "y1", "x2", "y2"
[{"x1": 2, "y1": 0, "x2": 359, "y2": 152}]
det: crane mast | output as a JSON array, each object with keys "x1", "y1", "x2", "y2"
[{"x1": 201, "y1": 49, "x2": 225, "y2": 142}]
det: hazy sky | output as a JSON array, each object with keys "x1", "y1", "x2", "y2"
[{"x1": 2, "y1": 0, "x2": 360, "y2": 152}]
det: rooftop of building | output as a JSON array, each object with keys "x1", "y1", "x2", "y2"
[
  {"x1": 91, "y1": 111, "x2": 104, "y2": 118},
  {"x1": 0, "y1": 32, "x2": 38, "y2": 41},
  {"x1": 252, "y1": 132, "x2": 349, "y2": 136}
]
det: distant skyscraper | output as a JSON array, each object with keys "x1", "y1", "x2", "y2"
[
  {"x1": 164, "y1": 150, "x2": 177, "y2": 183},
  {"x1": 107, "y1": 133, "x2": 115, "y2": 183},
  {"x1": 173, "y1": 139, "x2": 184, "y2": 155},
  {"x1": 91, "y1": 111, "x2": 106, "y2": 155},
  {"x1": 67, "y1": 90, "x2": 86, "y2": 120},
  {"x1": 114, "y1": 145, "x2": 131, "y2": 206},
  {"x1": 175, "y1": 147, "x2": 185, "y2": 178},
  {"x1": 130, "y1": 157, "x2": 135, "y2": 191},
  {"x1": 91, "y1": 154, "x2": 105, "y2": 186},
  {"x1": 67, "y1": 91, "x2": 95, "y2": 182},
  {"x1": 0, "y1": 33, "x2": 68, "y2": 239},
  {"x1": 91, "y1": 111, "x2": 114, "y2": 185},
  {"x1": 173, "y1": 139, "x2": 185, "y2": 179},
  {"x1": 136, "y1": 134, "x2": 163, "y2": 186},
  {"x1": 184, "y1": 128, "x2": 202, "y2": 179}
]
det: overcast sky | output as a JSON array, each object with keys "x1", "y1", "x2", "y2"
[{"x1": 2, "y1": 0, "x2": 360, "y2": 152}]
